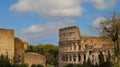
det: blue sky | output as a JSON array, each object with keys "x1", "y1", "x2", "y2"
[{"x1": 0, "y1": 0, "x2": 120, "y2": 45}]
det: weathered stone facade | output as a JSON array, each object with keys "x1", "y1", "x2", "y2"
[
  {"x1": 23, "y1": 41, "x2": 28, "y2": 51},
  {"x1": 0, "y1": 28, "x2": 46, "y2": 66},
  {"x1": 14, "y1": 37, "x2": 24, "y2": 63},
  {"x1": 59, "y1": 26, "x2": 114, "y2": 67},
  {"x1": 0, "y1": 29, "x2": 14, "y2": 59},
  {"x1": 24, "y1": 52, "x2": 46, "y2": 67}
]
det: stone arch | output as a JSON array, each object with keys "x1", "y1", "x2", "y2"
[
  {"x1": 79, "y1": 45, "x2": 81, "y2": 50},
  {"x1": 84, "y1": 54, "x2": 86, "y2": 61},
  {"x1": 78, "y1": 54, "x2": 81, "y2": 61},
  {"x1": 73, "y1": 54, "x2": 76, "y2": 62},
  {"x1": 69, "y1": 54, "x2": 72, "y2": 61}
]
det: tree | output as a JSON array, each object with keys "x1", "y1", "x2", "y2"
[
  {"x1": 95, "y1": 12, "x2": 120, "y2": 55},
  {"x1": 73, "y1": 64, "x2": 81, "y2": 67},
  {"x1": 99, "y1": 51, "x2": 104, "y2": 65},
  {"x1": 49, "y1": 49, "x2": 58, "y2": 67},
  {"x1": 99, "y1": 61, "x2": 112, "y2": 67},
  {"x1": 12, "y1": 63, "x2": 29, "y2": 67},
  {"x1": 82, "y1": 59, "x2": 87, "y2": 67},
  {"x1": 86, "y1": 58, "x2": 92, "y2": 67},
  {"x1": 0, "y1": 54, "x2": 11, "y2": 67},
  {"x1": 37, "y1": 64, "x2": 44, "y2": 67},
  {"x1": 31, "y1": 64, "x2": 37, "y2": 67},
  {"x1": 107, "y1": 50, "x2": 111, "y2": 62},
  {"x1": 65, "y1": 64, "x2": 73, "y2": 67}
]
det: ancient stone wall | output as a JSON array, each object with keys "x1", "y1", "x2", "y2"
[
  {"x1": 24, "y1": 52, "x2": 46, "y2": 67},
  {"x1": 0, "y1": 28, "x2": 46, "y2": 66},
  {"x1": 0, "y1": 29, "x2": 14, "y2": 59},
  {"x1": 59, "y1": 26, "x2": 81, "y2": 42},
  {"x1": 14, "y1": 37, "x2": 24, "y2": 63},
  {"x1": 23, "y1": 41, "x2": 28, "y2": 51}
]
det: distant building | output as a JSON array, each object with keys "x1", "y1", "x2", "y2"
[
  {"x1": 23, "y1": 41, "x2": 28, "y2": 51},
  {"x1": 59, "y1": 26, "x2": 114, "y2": 67}
]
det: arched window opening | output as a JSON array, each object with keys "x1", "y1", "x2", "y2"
[
  {"x1": 73, "y1": 54, "x2": 76, "y2": 62},
  {"x1": 70, "y1": 55, "x2": 72, "y2": 61},
  {"x1": 78, "y1": 54, "x2": 81, "y2": 61},
  {"x1": 79, "y1": 45, "x2": 81, "y2": 50},
  {"x1": 84, "y1": 55, "x2": 86, "y2": 61},
  {"x1": 66, "y1": 55, "x2": 68, "y2": 61},
  {"x1": 74, "y1": 45, "x2": 76, "y2": 50},
  {"x1": 89, "y1": 51, "x2": 92, "y2": 55}
]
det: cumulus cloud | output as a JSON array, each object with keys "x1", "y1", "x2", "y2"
[
  {"x1": 10, "y1": 0, "x2": 82, "y2": 18},
  {"x1": 92, "y1": 17, "x2": 105, "y2": 28},
  {"x1": 11, "y1": 0, "x2": 116, "y2": 44},
  {"x1": 84, "y1": 0, "x2": 116, "y2": 9},
  {"x1": 90, "y1": 17, "x2": 106, "y2": 33},
  {"x1": 10, "y1": 0, "x2": 116, "y2": 18},
  {"x1": 18, "y1": 19, "x2": 75, "y2": 45}
]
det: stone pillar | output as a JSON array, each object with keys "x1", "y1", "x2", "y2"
[
  {"x1": 67, "y1": 54, "x2": 69, "y2": 63},
  {"x1": 80, "y1": 54, "x2": 86, "y2": 64},
  {"x1": 64, "y1": 54, "x2": 66, "y2": 63},
  {"x1": 76, "y1": 53, "x2": 79, "y2": 63},
  {"x1": 72, "y1": 43, "x2": 74, "y2": 51},
  {"x1": 72, "y1": 54, "x2": 74, "y2": 63},
  {"x1": 60, "y1": 54, "x2": 62, "y2": 63}
]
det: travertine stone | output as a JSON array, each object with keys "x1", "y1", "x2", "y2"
[
  {"x1": 0, "y1": 29, "x2": 14, "y2": 59},
  {"x1": 0, "y1": 28, "x2": 46, "y2": 66},
  {"x1": 14, "y1": 37, "x2": 24, "y2": 63},
  {"x1": 59, "y1": 26, "x2": 114, "y2": 67},
  {"x1": 23, "y1": 41, "x2": 28, "y2": 50},
  {"x1": 24, "y1": 52, "x2": 46, "y2": 67}
]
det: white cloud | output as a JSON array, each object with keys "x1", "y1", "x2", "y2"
[
  {"x1": 18, "y1": 19, "x2": 75, "y2": 45},
  {"x1": 10, "y1": 0, "x2": 116, "y2": 18},
  {"x1": 92, "y1": 17, "x2": 105, "y2": 28},
  {"x1": 84, "y1": 0, "x2": 116, "y2": 9},
  {"x1": 88, "y1": 17, "x2": 106, "y2": 35},
  {"x1": 10, "y1": 0, "x2": 82, "y2": 18},
  {"x1": 12, "y1": 0, "x2": 116, "y2": 44},
  {"x1": 90, "y1": 17, "x2": 106, "y2": 33}
]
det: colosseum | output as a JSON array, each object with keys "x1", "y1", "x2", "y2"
[{"x1": 59, "y1": 26, "x2": 114, "y2": 67}]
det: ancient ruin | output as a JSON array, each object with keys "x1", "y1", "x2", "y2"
[
  {"x1": 0, "y1": 28, "x2": 46, "y2": 66},
  {"x1": 24, "y1": 52, "x2": 46, "y2": 67},
  {"x1": 0, "y1": 29, "x2": 14, "y2": 59},
  {"x1": 59, "y1": 26, "x2": 114, "y2": 67},
  {"x1": 14, "y1": 37, "x2": 25, "y2": 63}
]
